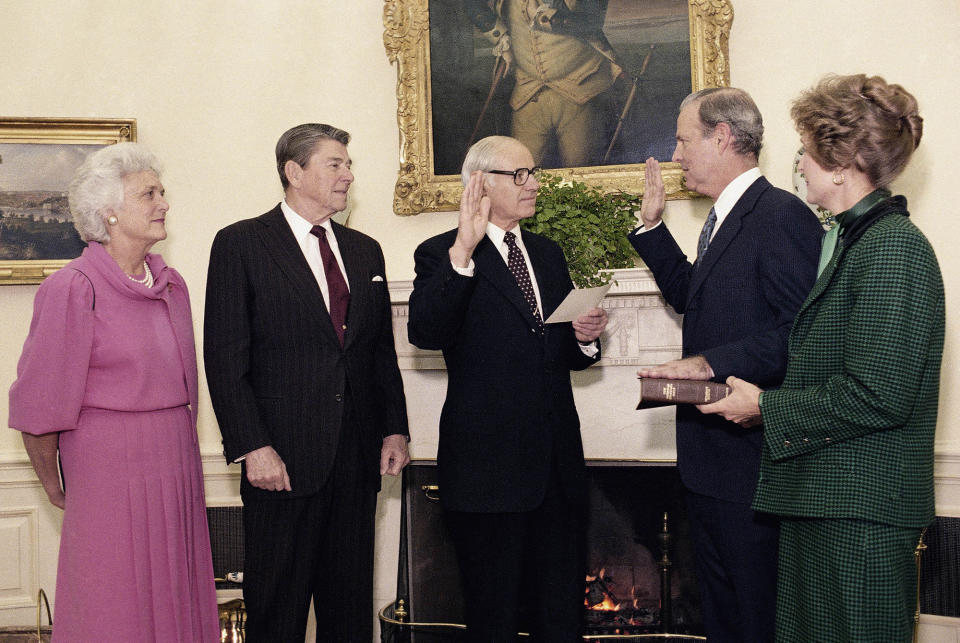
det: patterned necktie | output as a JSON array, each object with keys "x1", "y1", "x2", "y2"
[
  {"x1": 694, "y1": 207, "x2": 718, "y2": 269},
  {"x1": 310, "y1": 225, "x2": 350, "y2": 346},
  {"x1": 504, "y1": 231, "x2": 543, "y2": 327}
]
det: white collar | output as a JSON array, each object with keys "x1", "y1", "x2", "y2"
[
  {"x1": 713, "y1": 167, "x2": 762, "y2": 218},
  {"x1": 281, "y1": 199, "x2": 332, "y2": 239}
]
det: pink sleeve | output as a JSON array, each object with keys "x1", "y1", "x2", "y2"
[{"x1": 8, "y1": 270, "x2": 95, "y2": 435}]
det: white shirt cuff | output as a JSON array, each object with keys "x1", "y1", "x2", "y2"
[
  {"x1": 634, "y1": 220, "x2": 663, "y2": 235},
  {"x1": 451, "y1": 258, "x2": 476, "y2": 276}
]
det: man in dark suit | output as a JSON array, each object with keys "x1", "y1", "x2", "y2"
[
  {"x1": 204, "y1": 123, "x2": 410, "y2": 642},
  {"x1": 408, "y1": 135, "x2": 607, "y2": 642},
  {"x1": 628, "y1": 88, "x2": 822, "y2": 642}
]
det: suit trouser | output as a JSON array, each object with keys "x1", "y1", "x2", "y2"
[
  {"x1": 685, "y1": 490, "x2": 779, "y2": 643},
  {"x1": 444, "y1": 468, "x2": 586, "y2": 643},
  {"x1": 241, "y1": 414, "x2": 377, "y2": 643}
]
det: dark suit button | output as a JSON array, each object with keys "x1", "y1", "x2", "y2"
[
  {"x1": 335, "y1": 393, "x2": 343, "y2": 402},
  {"x1": 783, "y1": 439, "x2": 791, "y2": 447}
]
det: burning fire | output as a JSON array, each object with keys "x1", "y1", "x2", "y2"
[
  {"x1": 583, "y1": 568, "x2": 658, "y2": 629},
  {"x1": 585, "y1": 568, "x2": 621, "y2": 611}
]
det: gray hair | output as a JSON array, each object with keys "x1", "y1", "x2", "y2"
[
  {"x1": 680, "y1": 87, "x2": 764, "y2": 159},
  {"x1": 68, "y1": 142, "x2": 162, "y2": 243},
  {"x1": 276, "y1": 123, "x2": 351, "y2": 190},
  {"x1": 461, "y1": 135, "x2": 524, "y2": 185}
]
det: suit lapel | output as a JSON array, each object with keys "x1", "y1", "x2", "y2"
[
  {"x1": 474, "y1": 235, "x2": 542, "y2": 328},
  {"x1": 686, "y1": 177, "x2": 768, "y2": 305},
  {"x1": 255, "y1": 207, "x2": 340, "y2": 346}
]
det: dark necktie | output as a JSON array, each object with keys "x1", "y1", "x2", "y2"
[
  {"x1": 504, "y1": 230, "x2": 543, "y2": 327},
  {"x1": 694, "y1": 207, "x2": 718, "y2": 269},
  {"x1": 310, "y1": 225, "x2": 350, "y2": 346}
]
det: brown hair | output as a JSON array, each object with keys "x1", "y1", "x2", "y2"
[
  {"x1": 275, "y1": 123, "x2": 350, "y2": 190},
  {"x1": 791, "y1": 74, "x2": 922, "y2": 188}
]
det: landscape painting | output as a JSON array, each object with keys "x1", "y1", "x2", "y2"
[
  {"x1": 0, "y1": 118, "x2": 136, "y2": 284},
  {"x1": 0, "y1": 143, "x2": 93, "y2": 261}
]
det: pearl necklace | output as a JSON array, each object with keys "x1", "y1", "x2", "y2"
[{"x1": 127, "y1": 260, "x2": 154, "y2": 288}]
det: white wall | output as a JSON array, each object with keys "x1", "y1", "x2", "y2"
[
  {"x1": 1, "y1": 0, "x2": 959, "y2": 638},
  {"x1": 2, "y1": 0, "x2": 957, "y2": 454}
]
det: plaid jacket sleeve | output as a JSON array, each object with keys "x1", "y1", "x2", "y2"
[{"x1": 761, "y1": 214, "x2": 944, "y2": 462}]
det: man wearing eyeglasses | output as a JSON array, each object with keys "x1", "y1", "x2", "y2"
[{"x1": 409, "y1": 135, "x2": 607, "y2": 642}]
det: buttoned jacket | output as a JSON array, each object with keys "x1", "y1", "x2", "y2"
[
  {"x1": 204, "y1": 205, "x2": 409, "y2": 500},
  {"x1": 469, "y1": 0, "x2": 621, "y2": 109},
  {"x1": 629, "y1": 177, "x2": 823, "y2": 503},
  {"x1": 408, "y1": 227, "x2": 599, "y2": 512},
  {"x1": 754, "y1": 210, "x2": 944, "y2": 527}
]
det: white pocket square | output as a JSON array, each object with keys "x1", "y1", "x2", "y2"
[{"x1": 371, "y1": 275, "x2": 384, "y2": 282}]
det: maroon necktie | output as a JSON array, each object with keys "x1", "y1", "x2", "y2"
[{"x1": 310, "y1": 225, "x2": 350, "y2": 346}]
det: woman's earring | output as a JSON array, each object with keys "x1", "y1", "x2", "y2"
[
  {"x1": 107, "y1": 215, "x2": 118, "y2": 225},
  {"x1": 832, "y1": 173, "x2": 844, "y2": 185}
]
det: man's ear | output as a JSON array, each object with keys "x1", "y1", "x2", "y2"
[
  {"x1": 284, "y1": 160, "x2": 302, "y2": 189},
  {"x1": 714, "y1": 122, "x2": 733, "y2": 155}
]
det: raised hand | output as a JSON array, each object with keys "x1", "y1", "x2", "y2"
[
  {"x1": 450, "y1": 170, "x2": 490, "y2": 268},
  {"x1": 639, "y1": 157, "x2": 666, "y2": 229}
]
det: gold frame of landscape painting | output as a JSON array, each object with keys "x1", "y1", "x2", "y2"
[
  {"x1": 383, "y1": 0, "x2": 733, "y2": 215},
  {"x1": 0, "y1": 117, "x2": 136, "y2": 285}
]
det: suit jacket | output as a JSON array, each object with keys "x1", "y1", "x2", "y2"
[
  {"x1": 754, "y1": 208, "x2": 944, "y2": 527},
  {"x1": 629, "y1": 177, "x2": 823, "y2": 503},
  {"x1": 408, "y1": 227, "x2": 599, "y2": 513},
  {"x1": 204, "y1": 205, "x2": 409, "y2": 500}
]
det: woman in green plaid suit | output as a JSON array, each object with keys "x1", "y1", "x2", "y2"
[{"x1": 701, "y1": 74, "x2": 944, "y2": 642}]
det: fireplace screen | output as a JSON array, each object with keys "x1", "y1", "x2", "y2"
[{"x1": 381, "y1": 460, "x2": 704, "y2": 641}]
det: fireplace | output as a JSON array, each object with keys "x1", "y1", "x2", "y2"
[{"x1": 380, "y1": 460, "x2": 704, "y2": 641}]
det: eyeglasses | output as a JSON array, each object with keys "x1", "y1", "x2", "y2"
[{"x1": 486, "y1": 166, "x2": 541, "y2": 186}]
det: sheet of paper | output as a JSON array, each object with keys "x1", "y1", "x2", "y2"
[{"x1": 544, "y1": 282, "x2": 613, "y2": 323}]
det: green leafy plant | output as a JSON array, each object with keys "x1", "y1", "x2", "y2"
[{"x1": 521, "y1": 172, "x2": 640, "y2": 287}]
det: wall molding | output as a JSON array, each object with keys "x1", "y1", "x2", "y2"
[
  {"x1": 3, "y1": 438, "x2": 960, "y2": 516},
  {"x1": 0, "y1": 506, "x2": 38, "y2": 610}
]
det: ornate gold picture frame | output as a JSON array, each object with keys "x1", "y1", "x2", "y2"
[
  {"x1": 384, "y1": 0, "x2": 732, "y2": 215},
  {"x1": 0, "y1": 117, "x2": 136, "y2": 285}
]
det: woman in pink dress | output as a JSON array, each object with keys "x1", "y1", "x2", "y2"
[{"x1": 9, "y1": 143, "x2": 219, "y2": 642}]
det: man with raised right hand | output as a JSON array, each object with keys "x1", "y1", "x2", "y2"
[{"x1": 629, "y1": 88, "x2": 822, "y2": 642}]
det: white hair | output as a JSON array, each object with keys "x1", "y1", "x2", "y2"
[
  {"x1": 68, "y1": 142, "x2": 162, "y2": 243},
  {"x1": 460, "y1": 135, "x2": 524, "y2": 186}
]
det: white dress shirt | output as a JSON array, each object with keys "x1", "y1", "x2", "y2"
[{"x1": 281, "y1": 200, "x2": 351, "y2": 312}]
